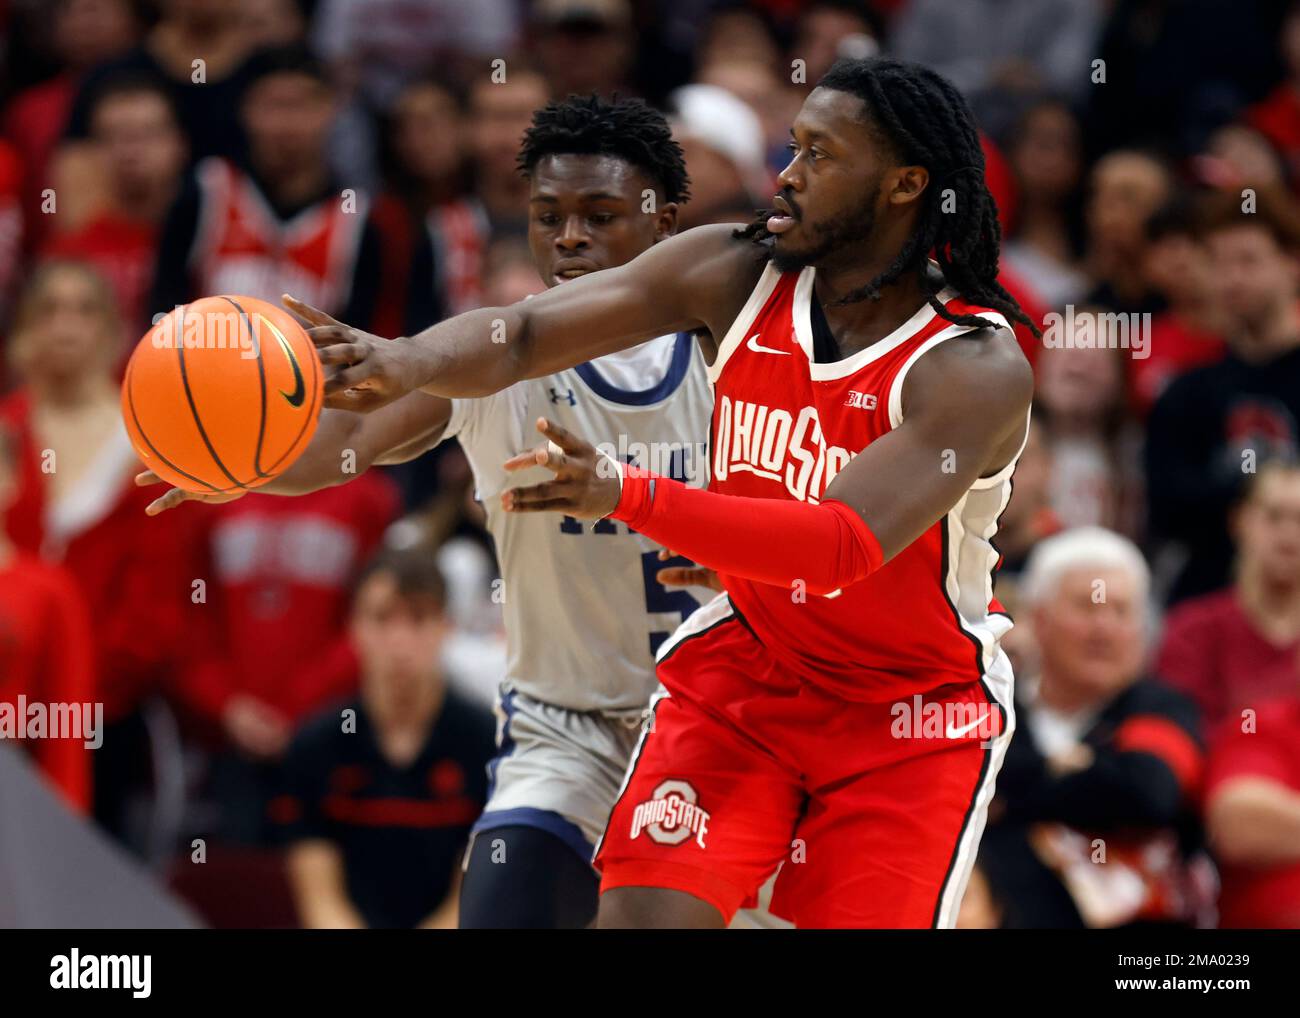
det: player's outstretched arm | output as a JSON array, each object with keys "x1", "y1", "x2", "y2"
[
  {"x1": 288, "y1": 224, "x2": 761, "y2": 413},
  {"x1": 500, "y1": 329, "x2": 1032, "y2": 593},
  {"x1": 136, "y1": 389, "x2": 453, "y2": 514}
]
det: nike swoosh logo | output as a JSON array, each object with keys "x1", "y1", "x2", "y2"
[
  {"x1": 945, "y1": 716, "x2": 990, "y2": 739},
  {"x1": 746, "y1": 333, "x2": 789, "y2": 356},
  {"x1": 262, "y1": 315, "x2": 306, "y2": 408}
]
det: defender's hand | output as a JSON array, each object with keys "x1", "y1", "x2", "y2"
[
  {"x1": 135, "y1": 470, "x2": 247, "y2": 515},
  {"x1": 655, "y1": 547, "x2": 723, "y2": 592},
  {"x1": 283, "y1": 294, "x2": 422, "y2": 413},
  {"x1": 501, "y1": 418, "x2": 622, "y2": 521}
]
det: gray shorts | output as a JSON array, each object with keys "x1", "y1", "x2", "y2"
[{"x1": 467, "y1": 685, "x2": 648, "y2": 863}]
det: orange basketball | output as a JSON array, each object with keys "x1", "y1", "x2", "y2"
[{"x1": 121, "y1": 295, "x2": 324, "y2": 493}]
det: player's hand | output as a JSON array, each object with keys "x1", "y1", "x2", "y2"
[
  {"x1": 283, "y1": 294, "x2": 422, "y2": 413},
  {"x1": 135, "y1": 470, "x2": 247, "y2": 515},
  {"x1": 501, "y1": 417, "x2": 622, "y2": 521},
  {"x1": 655, "y1": 547, "x2": 723, "y2": 592}
]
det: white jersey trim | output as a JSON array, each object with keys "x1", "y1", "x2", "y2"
[
  {"x1": 707, "y1": 262, "x2": 783, "y2": 385},
  {"x1": 932, "y1": 651, "x2": 1016, "y2": 928},
  {"x1": 798, "y1": 273, "x2": 960, "y2": 381}
]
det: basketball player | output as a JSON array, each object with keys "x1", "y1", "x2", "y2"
[
  {"x1": 141, "y1": 95, "x2": 716, "y2": 928},
  {"x1": 284, "y1": 57, "x2": 1039, "y2": 929}
]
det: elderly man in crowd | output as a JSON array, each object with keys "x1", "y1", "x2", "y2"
[{"x1": 978, "y1": 527, "x2": 1213, "y2": 928}]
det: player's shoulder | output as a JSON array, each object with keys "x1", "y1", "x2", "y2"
[
  {"x1": 907, "y1": 315, "x2": 1033, "y2": 417},
  {"x1": 657, "y1": 224, "x2": 768, "y2": 289}
]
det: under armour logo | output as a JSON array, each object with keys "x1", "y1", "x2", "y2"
[{"x1": 549, "y1": 386, "x2": 576, "y2": 406}]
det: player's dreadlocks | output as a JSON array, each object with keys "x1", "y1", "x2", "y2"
[
  {"x1": 736, "y1": 57, "x2": 1038, "y2": 337},
  {"x1": 518, "y1": 94, "x2": 691, "y2": 205}
]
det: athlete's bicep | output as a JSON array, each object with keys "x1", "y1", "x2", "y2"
[{"x1": 823, "y1": 333, "x2": 1032, "y2": 561}]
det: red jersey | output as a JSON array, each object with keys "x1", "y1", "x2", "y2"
[
  {"x1": 189, "y1": 157, "x2": 369, "y2": 313},
  {"x1": 707, "y1": 264, "x2": 1023, "y2": 702}
]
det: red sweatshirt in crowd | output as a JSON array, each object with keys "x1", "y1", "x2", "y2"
[
  {"x1": 176, "y1": 473, "x2": 400, "y2": 735},
  {"x1": 0, "y1": 551, "x2": 96, "y2": 813},
  {"x1": 0, "y1": 390, "x2": 194, "y2": 722}
]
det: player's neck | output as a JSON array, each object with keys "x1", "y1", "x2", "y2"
[{"x1": 812, "y1": 264, "x2": 929, "y2": 358}]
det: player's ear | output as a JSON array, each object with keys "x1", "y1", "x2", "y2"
[
  {"x1": 654, "y1": 201, "x2": 679, "y2": 242},
  {"x1": 888, "y1": 165, "x2": 929, "y2": 207}
]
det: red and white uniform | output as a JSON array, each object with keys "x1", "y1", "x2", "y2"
[
  {"x1": 596, "y1": 264, "x2": 1026, "y2": 928},
  {"x1": 189, "y1": 157, "x2": 369, "y2": 313}
]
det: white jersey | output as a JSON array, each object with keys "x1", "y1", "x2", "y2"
[{"x1": 444, "y1": 333, "x2": 714, "y2": 713}]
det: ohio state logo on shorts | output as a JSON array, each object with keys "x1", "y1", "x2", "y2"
[{"x1": 629, "y1": 779, "x2": 711, "y2": 848}]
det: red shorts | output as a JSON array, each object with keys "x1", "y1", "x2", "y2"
[{"x1": 595, "y1": 598, "x2": 1014, "y2": 928}]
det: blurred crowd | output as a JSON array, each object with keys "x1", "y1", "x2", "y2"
[{"x1": 1, "y1": 0, "x2": 1300, "y2": 929}]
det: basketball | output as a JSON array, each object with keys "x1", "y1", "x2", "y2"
[{"x1": 120, "y1": 295, "x2": 323, "y2": 493}]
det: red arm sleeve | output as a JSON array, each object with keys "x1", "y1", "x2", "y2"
[{"x1": 611, "y1": 469, "x2": 883, "y2": 595}]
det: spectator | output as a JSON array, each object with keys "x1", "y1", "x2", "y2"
[
  {"x1": 787, "y1": 1, "x2": 881, "y2": 89},
  {"x1": 3, "y1": 0, "x2": 141, "y2": 253},
  {"x1": 175, "y1": 467, "x2": 400, "y2": 845},
  {"x1": 311, "y1": 0, "x2": 518, "y2": 114},
  {"x1": 0, "y1": 262, "x2": 191, "y2": 835},
  {"x1": 696, "y1": 58, "x2": 802, "y2": 180},
  {"x1": 891, "y1": 0, "x2": 1101, "y2": 140},
  {"x1": 1244, "y1": 0, "x2": 1300, "y2": 193},
  {"x1": 238, "y1": 0, "x2": 307, "y2": 49},
  {"x1": 670, "y1": 84, "x2": 769, "y2": 228},
  {"x1": 57, "y1": 0, "x2": 259, "y2": 230},
  {"x1": 44, "y1": 74, "x2": 188, "y2": 337},
  {"x1": 530, "y1": 0, "x2": 636, "y2": 101},
  {"x1": 1204, "y1": 699, "x2": 1300, "y2": 927},
  {"x1": 1035, "y1": 312, "x2": 1143, "y2": 536},
  {"x1": 1156, "y1": 462, "x2": 1300, "y2": 730},
  {"x1": 0, "y1": 422, "x2": 97, "y2": 815},
  {"x1": 148, "y1": 45, "x2": 384, "y2": 328},
  {"x1": 466, "y1": 67, "x2": 550, "y2": 237},
  {"x1": 1002, "y1": 99, "x2": 1089, "y2": 309},
  {"x1": 1145, "y1": 201, "x2": 1300, "y2": 602},
  {"x1": 1129, "y1": 199, "x2": 1226, "y2": 418},
  {"x1": 1084, "y1": 150, "x2": 1173, "y2": 315},
  {"x1": 980, "y1": 527, "x2": 1213, "y2": 928},
  {"x1": 374, "y1": 77, "x2": 486, "y2": 332},
  {"x1": 1086, "y1": 0, "x2": 1278, "y2": 158},
  {"x1": 269, "y1": 550, "x2": 495, "y2": 928}
]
